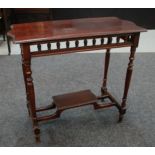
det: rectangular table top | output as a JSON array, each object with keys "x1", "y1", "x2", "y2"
[{"x1": 8, "y1": 17, "x2": 146, "y2": 44}]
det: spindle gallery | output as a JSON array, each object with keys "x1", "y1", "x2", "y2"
[{"x1": 8, "y1": 17, "x2": 146, "y2": 142}]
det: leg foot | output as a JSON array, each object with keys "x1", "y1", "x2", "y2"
[
  {"x1": 118, "y1": 114, "x2": 124, "y2": 123},
  {"x1": 35, "y1": 136, "x2": 41, "y2": 143},
  {"x1": 34, "y1": 127, "x2": 41, "y2": 143},
  {"x1": 118, "y1": 108, "x2": 126, "y2": 123}
]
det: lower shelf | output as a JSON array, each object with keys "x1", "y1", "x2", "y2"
[
  {"x1": 36, "y1": 89, "x2": 122, "y2": 122},
  {"x1": 53, "y1": 89, "x2": 97, "y2": 110}
]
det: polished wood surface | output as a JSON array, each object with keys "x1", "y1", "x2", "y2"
[
  {"x1": 8, "y1": 17, "x2": 146, "y2": 143},
  {"x1": 8, "y1": 17, "x2": 146, "y2": 43},
  {"x1": 53, "y1": 90, "x2": 97, "y2": 110}
]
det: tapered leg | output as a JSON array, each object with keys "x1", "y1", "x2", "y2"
[
  {"x1": 101, "y1": 37, "x2": 112, "y2": 95},
  {"x1": 118, "y1": 46, "x2": 137, "y2": 122},
  {"x1": 21, "y1": 44, "x2": 40, "y2": 142},
  {"x1": 101, "y1": 48, "x2": 111, "y2": 93}
]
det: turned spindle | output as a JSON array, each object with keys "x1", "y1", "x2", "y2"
[
  {"x1": 37, "y1": 44, "x2": 41, "y2": 51},
  {"x1": 84, "y1": 39, "x2": 87, "y2": 46},
  {"x1": 75, "y1": 40, "x2": 79, "y2": 48},
  {"x1": 101, "y1": 38, "x2": 104, "y2": 44},
  {"x1": 47, "y1": 43, "x2": 51, "y2": 50},
  {"x1": 56, "y1": 42, "x2": 60, "y2": 49},
  {"x1": 66, "y1": 41, "x2": 70, "y2": 48},
  {"x1": 108, "y1": 37, "x2": 112, "y2": 44},
  {"x1": 93, "y1": 38, "x2": 96, "y2": 46}
]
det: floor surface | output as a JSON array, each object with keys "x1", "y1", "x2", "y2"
[{"x1": 0, "y1": 53, "x2": 155, "y2": 146}]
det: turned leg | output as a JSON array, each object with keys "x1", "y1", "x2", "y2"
[
  {"x1": 21, "y1": 45, "x2": 31, "y2": 116},
  {"x1": 118, "y1": 33, "x2": 140, "y2": 122},
  {"x1": 22, "y1": 63, "x2": 31, "y2": 116},
  {"x1": 21, "y1": 44, "x2": 40, "y2": 142},
  {"x1": 101, "y1": 37, "x2": 112, "y2": 95},
  {"x1": 118, "y1": 46, "x2": 137, "y2": 122}
]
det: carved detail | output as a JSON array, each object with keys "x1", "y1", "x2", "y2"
[
  {"x1": 93, "y1": 38, "x2": 96, "y2": 45},
  {"x1": 56, "y1": 42, "x2": 60, "y2": 49},
  {"x1": 33, "y1": 127, "x2": 40, "y2": 142},
  {"x1": 47, "y1": 43, "x2": 51, "y2": 50},
  {"x1": 101, "y1": 38, "x2": 104, "y2": 44},
  {"x1": 128, "y1": 56, "x2": 135, "y2": 70},
  {"x1": 32, "y1": 35, "x2": 133, "y2": 54},
  {"x1": 84, "y1": 39, "x2": 87, "y2": 46},
  {"x1": 117, "y1": 37, "x2": 120, "y2": 43},
  {"x1": 108, "y1": 37, "x2": 112, "y2": 44},
  {"x1": 37, "y1": 44, "x2": 41, "y2": 51},
  {"x1": 66, "y1": 40, "x2": 70, "y2": 48},
  {"x1": 75, "y1": 40, "x2": 79, "y2": 47}
]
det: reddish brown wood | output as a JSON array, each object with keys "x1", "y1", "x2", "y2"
[
  {"x1": 31, "y1": 42, "x2": 132, "y2": 58},
  {"x1": 8, "y1": 17, "x2": 146, "y2": 44},
  {"x1": 94, "y1": 102, "x2": 116, "y2": 110},
  {"x1": 20, "y1": 44, "x2": 40, "y2": 142},
  {"x1": 36, "y1": 103, "x2": 56, "y2": 112},
  {"x1": 119, "y1": 33, "x2": 140, "y2": 122},
  {"x1": 37, "y1": 90, "x2": 121, "y2": 122},
  {"x1": 101, "y1": 37, "x2": 112, "y2": 93},
  {"x1": 53, "y1": 90, "x2": 97, "y2": 110},
  {"x1": 8, "y1": 17, "x2": 146, "y2": 142}
]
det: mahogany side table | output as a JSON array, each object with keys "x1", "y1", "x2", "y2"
[{"x1": 8, "y1": 17, "x2": 146, "y2": 142}]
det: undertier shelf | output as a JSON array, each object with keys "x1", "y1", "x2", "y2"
[
  {"x1": 53, "y1": 89, "x2": 97, "y2": 110},
  {"x1": 36, "y1": 89, "x2": 122, "y2": 122}
]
